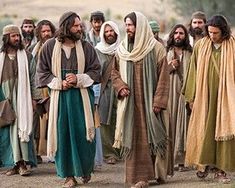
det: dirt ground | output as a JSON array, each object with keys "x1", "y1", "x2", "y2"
[{"x1": 0, "y1": 160, "x2": 235, "y2": 188}]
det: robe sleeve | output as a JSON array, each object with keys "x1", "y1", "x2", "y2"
[
  {"x1": 27, "y1": 52, "x2": 42, "y2": 99},
  {"x1": 183, "y1": 42, "x2": 199, "y2": 103},
  {"x1": 36, "y1": 39, "x2": 55, "y2": 88},
  {"x1": 153, "y1": 43, "x2": 170, "y2": 109},
  {"x1": 83, "y1": 41, "x2": 101, "y2": 83},
  {"x1": 111, "y1": 56, "x2": 129, "y2": 98}
]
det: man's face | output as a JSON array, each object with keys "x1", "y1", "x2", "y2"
[
  {"x1": 104, "y1": 25, "x2": 117, "y2": 45},
  {"x1": 173, "y1": 27, "x2": 186, "y2": 47},
  {"x1": 22, "y1": 23, "x2": 35, "y2": 40},
  {"x1": 208, "y1": 26, "x2": 222, "y2": 44},
  {"x1": 69, "y1": 17, "x2": 82, "y2": 41},
  {"x1": 125, "y1": 18, "x2": 136, "y2": 40},
  {"x1": 9, "y1": 33, "x2": 21, "y2": 49},
  {"x1": 22, "y1": 23, "x2": 34, "y2": 33},
  {"x1": 40, "y1": 25, "x2": 53, "y2": 43},
  {"x1": 91, "y1": 19, "x2": 103, "y2": 32},
  {"x1": 191, "y1": 18, "x2": 205, "y2": 35}
]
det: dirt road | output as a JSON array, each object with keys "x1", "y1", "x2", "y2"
[{"x1": 0, "y1": 160, "x2": 235, "y2": 188}]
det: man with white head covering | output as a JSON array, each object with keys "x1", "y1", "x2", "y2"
[
  {"x1": 0, "y1": 24, "x2": 39, "y2": 176},
  {"x1": 95, "y1": 21, "x2": 121, "y2": 165},
  {"x1": 111, "y1": 12, "x2": 169, "y2": 187}
]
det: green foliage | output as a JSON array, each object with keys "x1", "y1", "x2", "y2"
[{"x1": 172, "y1": 0, "x2": 235, "y2": 25}]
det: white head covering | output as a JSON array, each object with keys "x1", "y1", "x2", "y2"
[
  {"x1": 95, "y1": 21, "x2": 120, "y2": 55},
  {"x1": 117, "y1": 11, "x2": 157, "y2": 62}
]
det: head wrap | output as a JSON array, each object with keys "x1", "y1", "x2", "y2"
[
  {"x1": 95, "y1": 21, "x2": 120, "y2": 55},
  {"x1": 90, "y1": 11, "x2": 105, "y2": 22},
  {"x1": 149, "y1": 20, "x2": 160, "y2": 33},
  {"x1": 2, "y1": 24, "x2": 20, "y2": 35},
  {"x1": 21, "y1": 18, "x2": 35, "y2": 27},
  {"x1": 59, "y1": 11, "x2": 78, "y2": 27}
]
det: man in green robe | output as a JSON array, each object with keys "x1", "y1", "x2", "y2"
[
  {"x1": 112, "y1": 12, "x2": 169, "y2": 187},
  {"x1": 36, "y1": 12, "x2": 100, "y2": 187},
  {"x1": 184, "y1": 15, "x2": 235, "y2": 183},
  {"x1": 0, "y1": 25, "x2": 39, "y2": 176},
  {"x1": 95, "y1": 21, "x2": 121, "y2": 165}
]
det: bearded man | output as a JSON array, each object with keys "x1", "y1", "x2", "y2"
[
  {"x1": 21, "y1": 18, "x2": 37, "y2": 49},
  {"x1": 36, "y1": 11, "x2": 100, "y2": 187},
  {"x1": 184, "y1": 15, "x2": 235, "y2": 184},
  {"x1": 28, "y1": 20, "x2": 56, "y2": 163},
  {"x1": 95, "y1": 21, "x2": 121, "y2": 165},
  {"x1": 188, "y1": 11, "x2": 206, "y2": 46},
  {"x1": 165, "y1": 24, "x2": 192, "y2": 175},
  {"x1": 0, "y1": 25, "x2": 39, "y2": 176},
  {"x1": 112, "y1": 12, "x2": 169, "y2": 187}
]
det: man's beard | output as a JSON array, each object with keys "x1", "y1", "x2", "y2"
[
  {"x1": 8, "y1": 41, "x2": 21, "y2": 50},
  {"x1": 105, "y1": 34, "x2": 117, "y2": 45},
  {"x1": 173, "y1": 39, "x2": 186, "y2": 47},
  {"x1": 189, "y1": 26, "x2": 204, "y2": 37},
  {"x1": 41, "y1": 35, "x2": 52, "y2": 43},
  {"x1": 22, "y1": 31, "x2": 34, "y2": 41},
  {"x1": 127, "y1": 32, "x2": 135, "y2": 44},
  {"x1": 67, "y1": 31, "x2": 81, "y2": 41}
]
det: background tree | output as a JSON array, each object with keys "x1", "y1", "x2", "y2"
[{"x1": 172, "y1": 0, "x2": 235, "y2": 25}]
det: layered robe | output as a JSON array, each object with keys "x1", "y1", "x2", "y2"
[
  {"x1": 164, "y1": 49, "x2": 191, "y2": 175},
  {"x1": 86, "y1": 29, "x2": 103, "y2": 167},
  {"x1": 112, "y1": 42, "x2": 169, "y2": 185},
  {"x1": 0, "y1": 52, "x2": 39, "y2": 167},
  {"x1": 184, "y1": 38, "x2": 235, "y2": 171},
  {"x1": 28, "y1": 42, "x2": 48, "y2": 156},
  {"x1": 96, "y1": 50, "x2": 120, "y2": 160},
  {"x1": 36, "y1": 38, "x2": 100, "y2": 177}
]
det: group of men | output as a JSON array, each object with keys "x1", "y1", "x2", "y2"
[{"x1": 0, "y1": 8, "x2": 235, "y2": 188}]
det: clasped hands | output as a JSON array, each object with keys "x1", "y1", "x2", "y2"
[{"x1": 62, "y1": 73, "x2": 77, "y2": 90}]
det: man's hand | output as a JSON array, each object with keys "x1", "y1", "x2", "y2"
[
  {"x1": 65, "y1": 73, "x2": 77, "y2": 85},
  {"x1": 118, "y1": 88, "x2": 130, "y2": 97},
  {"x1": 189, "y1": 102, "x2": 194, "y2": 110},
  {"x1": 171, "y1": 59, "x2": 179, "y2": 69},
  {"x1": 153, "y1": 106, "x2": 161, "y2": 113},
  {"x1": 62, "y1": 80, "x2": 73, "y2": 90}
]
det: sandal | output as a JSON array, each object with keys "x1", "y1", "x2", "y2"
[
  {"x1": 62, "y1": 177, "x2": 78, "y2": 188},
  {"x1": 106, "y1": 157, "x2": 117, "y2": 165},
  {"x1": 214, "y1": 170, "x2": 231, "y2": 184},
  {"x1": 19, "y1": 161, "x2": 30, "y2": 176},
  {"x1": 196, "y1": 166, "x2": 209, "y2": 179},
  {"x1": 81, "y1": 175, "x2": 91, "y2": 184},
  {"x1": 6, "y1": 165, "x2": 19, "y2": 176},
  {"x1": 131, "y1": 181, "x2": 149, "y2": 188}
]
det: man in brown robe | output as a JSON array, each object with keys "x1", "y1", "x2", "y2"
[
  {"x1": 111, "y1": 11, "x2": 169, "y2": 187},
  {"x1": 165, "y1": 24, "x2": 192, "y2": 174}
]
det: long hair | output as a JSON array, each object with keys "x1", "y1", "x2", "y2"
[
  {"x1": 0, "y1": 34, "x2": 24, "y2": 52},
  {"x1": 205, "y1": 15, "x2": 231, "y2": 40},
  {"x1": 124, "y1": 12, "x2": 136, "y2": 27},
  {"x1": 35, "y1": 20, "x2": 56, "y2": 42},
  {"x1": 166, "y1": 24, "x2": 192, "y2": 52},
  {"x1": 55, "y1": 14, "x2": 80, "y2": 43}
]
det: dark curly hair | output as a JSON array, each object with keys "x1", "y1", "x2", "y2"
[
  {"x1": 166, "y1": 24, "x2": 192, "y2": 52},
  {"x1": 35, "y1": 20, "x2": 56, "y2": 42}
]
